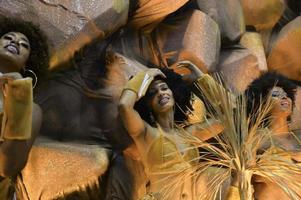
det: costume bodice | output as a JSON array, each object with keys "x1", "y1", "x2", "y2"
[{"x1": 143, "y1": 125, "x2": 199, "y2": 176}]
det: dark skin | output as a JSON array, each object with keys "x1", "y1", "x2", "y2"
[
  {"x1": 0, "y1": 32, "x2": 42, "y2": 177},
  {"x1": 120, "y1": 63, "x2": 224, "y2": 160},
  {"x1": 119, "y1": 62, "x2": 239, "y2": 199},
  {"x1": 253, "y1": 86, "x2": 301, "y2": 199}
]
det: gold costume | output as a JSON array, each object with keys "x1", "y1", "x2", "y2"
[
  {"x1": 141, "y1": 125, "x2": 200, "y2": 200},
  {"x1": 0, "y1": 77, "x2": 33, "y2": 141},
  {"x1": 140, "y1": 125, "x2": 239, "y2": 200},
  {"x1": 253, "y1": 146, "x2": 301, "y2": 200},
  {"x1": 0, "y1": 177, "x2": 14, "y2": 200},
  {"x1": 0, "y1": 77, "x2": 33, "y2": 200}
]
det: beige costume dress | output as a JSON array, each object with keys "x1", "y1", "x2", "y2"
[
  {"x1": 140, "y1": 125, "x2": 239, "y2": 200},
  {"x1": 141, "y1": 126, "x2": 201, "y2": 200}
]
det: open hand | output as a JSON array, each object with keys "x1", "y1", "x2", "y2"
[{"x1": 146, "y1": 68, "x2": 166, "y2": 79}]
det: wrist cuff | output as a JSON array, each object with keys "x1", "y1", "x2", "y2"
[{"x1": 0, "y1": 78, "x2": 33, "y2": 141}]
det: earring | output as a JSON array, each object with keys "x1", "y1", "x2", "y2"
[{"x1": 23, "y1": 68, "x2": 38, "y2": 88}]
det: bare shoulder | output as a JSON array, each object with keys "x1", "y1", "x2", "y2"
[
  {"x1": 32, "y1": 103, "x2": 42, "y2": 138},
  {"x1": 33, "y1": 103, "x2": 42, "y2": 120}
]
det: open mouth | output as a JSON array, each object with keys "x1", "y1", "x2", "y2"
[
  {"x1": 4, "y1": 44, "x2": 19, "y2": 55},
  {"x1": 159, "y1": 96, "x2": 170, "y2": 106},
  {"x1": 280, "y1": 100, "x2": 290, "y2": 109}
]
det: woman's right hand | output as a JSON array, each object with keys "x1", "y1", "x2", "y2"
[{"x1": 145, "y1": 68, "x2": 166, "y2": 79}]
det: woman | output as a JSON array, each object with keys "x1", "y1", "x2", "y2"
[
  {"x1": 119, "y1": 62, "x2": 238, "y2": 200},
  {"x1": 245, "y1": 72, "x2": 301, "y2": 199},
  {"x1": 0, "y1": 16, "x2": 49, "y2": 198}
]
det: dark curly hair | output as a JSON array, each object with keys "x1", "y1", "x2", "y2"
[
  {"x1": 134, "y1": 67, "x2": 193, "y2": 127},
  {"x1": 0, "y1": 16, "x2": 49, "y2": 85},
  {"x1": 245, "y1": 72, "x2": 297, "y2": 124}
]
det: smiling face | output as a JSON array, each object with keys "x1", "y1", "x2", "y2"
[
  {"x1": 0, "y1": 32, "x2": 30, "y2": 72},
  {"x1": 270, "y1": 86, "x2": 292, "y2": 117},
  {"x1": 147, "y1": 80, "x2": 175, "y2": 115}
]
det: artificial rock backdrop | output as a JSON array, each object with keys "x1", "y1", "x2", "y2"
[
  {"x1": 1, "y1": 0, "x2": 301, "y2": 199},
  {"x1": 1, "y1": 0, "x2": 301, "y2": 144},
  {"x1": 1, "y1": 0, "x2": 301, "y2": 137}
]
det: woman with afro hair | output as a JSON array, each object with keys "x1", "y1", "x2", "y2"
[
  {"x1": 0, "y1": 16, "x2": 49, "y2": 199},
  {"x1": 245, "y1": 72, "x2": 301, "y2": 199},
  {"x1": 119, "y1": 60, "x2": 240, "y2": 200}
]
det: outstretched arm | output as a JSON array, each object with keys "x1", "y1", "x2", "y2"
[
  {"x1": 178, "y1": 61, "x2": 225, "y2": 140},
  {"x1": 186, "y1": 118, "x2": 224, "y2": 141}
]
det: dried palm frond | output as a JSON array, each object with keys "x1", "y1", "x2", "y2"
[
  {"x1": 149, "y1": 74, "x2": 301, "y2": 200},
  {"x1": 188, "y1": 73, "x2": 301, "y2": 200}
]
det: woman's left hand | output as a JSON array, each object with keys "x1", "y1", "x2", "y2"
[{"x1": 176, "y1": 60, "x2": 204, "y2": 83}]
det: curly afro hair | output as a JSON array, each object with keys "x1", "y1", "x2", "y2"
[
  {"x1": 0, "y1": 16, "x2": 49, "y2": 85},
  {"x1": 134, "y1": 67, "x2": 193, "y2": 127},
  {"x1": 245, "y1": 72, "x2": 297, "y2": 122}
]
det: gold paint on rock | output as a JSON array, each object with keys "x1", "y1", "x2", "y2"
[
  {"x1": 268, "y1": 16, "x2": 301, "y2": 81},
  {"x1": 113, "y1": 0, "x2": 127, "y2": 13},
  {"x1": 49, "y1": 21, "x2": 105, "y2": 69},
  {"x1": 241, "y1": 0, "x2": 285, "y2": 31},
  {"x1": 240, "y1": 32, "x2": 268, "y2": 72}
]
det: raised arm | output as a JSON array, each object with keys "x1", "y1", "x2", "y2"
[
  {"x1": 186, "y1": 118, "x2": 224, "y2": 141},
  {"x1": 119, "y1": 69, "x2": 165, "y2": 138},
  {"x1": 177, "y1": 60, "x2": 234, "y2": 109},
  {"x1": 0, "y1": 73, "x2": 42, "y2": 177}
]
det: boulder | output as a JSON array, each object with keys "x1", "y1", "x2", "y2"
[
  {"x1": 113, "y1": 10, "x2": 221, "y2": 73},
  {"x1": 240, "y1": 32, "x2": 268, "y2": 72},
  {"x1": 103, "y1": 52, "x2": 148, "y2": 100},
  {"x1": 267, "y1": 16, "x2": 301, "y2": 81},
  {"x1": 241, "y1": 0, "x2": 285, "y2": 31},
  {"x1": 15, "y1": 138, "x2": 110, "y2": 199},
  {"x1": 160, "y1": 10, "x2": 220, "y2": 73},
  {"x1": 217, "y1": 46, "x2": 261, "y2": 93},
  {"x1": 196, "y1": 0, "x2": 245, "y2": 43}
]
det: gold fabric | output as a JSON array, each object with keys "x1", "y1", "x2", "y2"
[
  {"x1": 196, "y1": 74, "x2": 224, "y2": 108},
  {"x1": 124, "y1": 71, "x2": 154, "y2": 99},
  {"x1": 196, "y1": 74, "x2": 236, "y2": 109},
  {"x1": 225, "y1": 186, "x2": 240, "y2": 200},
  {"x1": 187, "y1": 94, "x2": 206, "y2": 124},
  {"x1": 0, "y1": 178, "x2": 14, "y2": 200},
  {"x1": 15, "y1": 138, "x2": 110, "y2": 200},
  {"x1": 0, "y1": 78, "x2": 32, "y2": 140},
  {"x1": 130, "y1": 0, "x2": 189, "y2": 33},
  {"x1": 141, "y1": 126, "x2": 200, "y2": 200}
]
